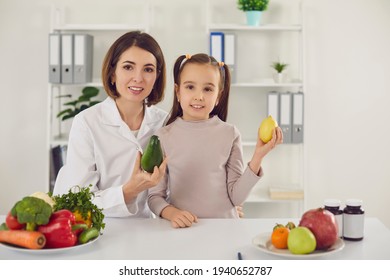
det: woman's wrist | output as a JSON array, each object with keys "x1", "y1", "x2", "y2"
[{"x1": 122, "y1": 182, "x2": 139, "y2": 203}]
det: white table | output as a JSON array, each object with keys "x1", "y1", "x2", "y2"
[{"x1": 1, "y1": 216, "x2": 390, "y2": 260}]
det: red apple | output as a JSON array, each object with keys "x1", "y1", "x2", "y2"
[{"x1": 299, "y1": 208, "x2": 338, "y2": 250}]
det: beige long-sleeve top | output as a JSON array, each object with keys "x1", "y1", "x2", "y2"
[{"x1": 147, "y1": 116, "x2": 263, "y2": 218}]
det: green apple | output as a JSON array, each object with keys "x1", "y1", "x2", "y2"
[{"x1": 287, "y1": 227, "x2": 317, "y2": 254}]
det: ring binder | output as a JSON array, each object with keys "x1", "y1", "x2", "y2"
[
  {"x1": 224, "y1": 33, "x2": 236, "y2": 83},
  {"x1": 267, "y1": 91, "x2": 280, "y2": 125},
  {"x1": 209, "y1": 32, "x2": 224, "y2": 63},
  {"x1": 292, "y1": 92, "x2": 304, "y2": 143},
  {"x1": 48, "y1": 34, "x2": 61, "y2": 83},
  {"x1": 73, "y1": 34, "x2": 93, "y2": 84},
  {"x1": 61, "y1": 34, "x2": 74, "y2": 84},
  {"x1": 280, "y1": 92, "x2": 292, "y2": 143}
]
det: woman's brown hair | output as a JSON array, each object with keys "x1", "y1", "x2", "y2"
[
  {"x1": 166, "y1": 53, "x2": 231, "y2": 125},
  {"x1": 101, "y1": 31, "x2": 166, "y2": 106}
]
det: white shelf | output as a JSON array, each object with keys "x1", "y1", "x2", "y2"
[
  {"x1": 208, "y1": 23, "x2": 302, "y2": 31},
  {"x1": 242, "y1": 141, "x2": 304, "y2": 147},
  {"x1": 51, "y1": 134, "x2": 69, "y2": 146},
  {"x1": 242, "y1": 141, "x2": 257, "y2": 147},
  {"x1": 232, "y1": 82, "x2": 303, "y2": 88},
  {"x1": 50, "y1": 81, "x2": 104, "y2": 87},
  {"x1": 52, "y1": 23, "x2": 147, "y2": 32},
  {"x1": 245, "y1": 188, "x2": 303, "y2": 203}
]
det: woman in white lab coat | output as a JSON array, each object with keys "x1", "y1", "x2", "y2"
[{"x1": 53, "y1": 31, "x2": 168, "y2": 218}]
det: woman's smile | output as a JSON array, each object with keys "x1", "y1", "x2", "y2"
[
  {"x1": 190, "y1": 104, "x2": 204, "y2": 110},
  {"x1": 128, "y1": 86, "x2": 144, "y2": 95}
]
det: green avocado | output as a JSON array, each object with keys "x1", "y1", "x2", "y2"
[{"x1": 141, "y1": 135, "x2": 163, "y2": 173}]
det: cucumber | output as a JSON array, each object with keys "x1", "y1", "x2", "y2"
[
  {"x1": 141, "y1": 135, "x2": 163, "y2": 173},
  {"x1": 78, "y1": 227, "x2": 99, "y2": 244}
]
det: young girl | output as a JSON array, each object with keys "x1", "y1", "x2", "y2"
[{"x1": 148, "y1": 53, "x2": 283, "y2": 228}]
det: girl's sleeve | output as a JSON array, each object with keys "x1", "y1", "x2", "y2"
[
  {"x1": 147, "y1": 169, "x2": 170, "y2": 217},
  {"x1": 53, "y1": 115, "x2": 136, "y2": 217},
  {"x1": 226, "y1": 127, "x2": 263, "y2": 206}
]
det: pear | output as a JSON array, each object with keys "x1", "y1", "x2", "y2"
[
  {"x1": 285, "y1": 221, "x2": 296, "y2": 230},
  {"x1": 258, "y1": 115, "x2": 278, "y2": 143}
]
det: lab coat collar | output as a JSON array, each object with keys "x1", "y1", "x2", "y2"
[
  {"x1": 99, "y1": 97, "x2": 163, "y2": 141},
  {"x1": 100, "y1": 97, "x2": 122, "y2": 126}
]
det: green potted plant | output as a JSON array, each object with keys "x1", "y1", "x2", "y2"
[
  {"x1": 237, "y1": 0, "x2": 269, "y2": 26},
  {"x1": 57, "y1": 86, "x2": 101, "y2": 121},
  {"x1": 271, "y1": 61, "x2": 288, "y2": 83}
]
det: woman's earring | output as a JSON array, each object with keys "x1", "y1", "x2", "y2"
[{"x1": 111, "y1": 81, "x2": 115, "y2": 86}]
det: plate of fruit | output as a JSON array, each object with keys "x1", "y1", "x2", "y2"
[
  {"x1": 252, "y1": 208, "x2": 345, "y2": 258},
  {"x1": 0, "y1": 187, "x2": 105, "y2": 254}
]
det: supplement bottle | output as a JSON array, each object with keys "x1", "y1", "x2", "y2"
[
  {"x1": 343, "y1": 199, "x2": 364, "y2": 241},
  {"x1": 324, "y1": 199, "x2": 343, "y2": 238}
]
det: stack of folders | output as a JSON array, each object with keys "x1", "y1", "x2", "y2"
[
  {"x1": 209, "y1": 32, "x2": 236, "y2": 83},
  {"x1": 269, "y1": 187, "x2": 304, "y2": 200},
  {"x1": 49, "y1": 33, "x2": 93, "y2": 84},
  {"x1": 267, "y1": 91, "x2": 304, "y2": 144}
]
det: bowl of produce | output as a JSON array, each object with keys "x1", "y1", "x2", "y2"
[{"x1": 0, "y1": 186, "x2": 105, "y2": 253}]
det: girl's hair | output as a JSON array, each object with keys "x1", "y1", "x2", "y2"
[
  {"x1": 101, "y1": 31, "x2": 166, "y2": 106},
  {"x1": 166, "y1": 53, "x2": 231, "y2": 125}
]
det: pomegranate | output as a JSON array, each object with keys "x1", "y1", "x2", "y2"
[{"x1": 299, "y1": 208, "x2": 338, "y2": 250}]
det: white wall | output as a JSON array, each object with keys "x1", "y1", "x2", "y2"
[
  {"x1": 0, "y1": 0, "x2": 389, "y2": 228},
  {"x1": 304, "y1": 0, "x2": 390, "y2": 228}
]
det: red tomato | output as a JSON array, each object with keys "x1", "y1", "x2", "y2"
[{"x1": 5, "y1": 211, "x2": 25, "y2": 230}]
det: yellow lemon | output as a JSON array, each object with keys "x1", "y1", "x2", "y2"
[{"x1": 258, "y1": 115, "x2": 278, "y2": 143}]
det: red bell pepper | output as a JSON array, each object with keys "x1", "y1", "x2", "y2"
[
  {"x1": 5, "y1": 211, "x2": 25, "y2": 230},
  {"x1": 37, "y1": 209, "x2": 81, "y2": 248},
  {"x1": 50, "y1": 209, "x2": 76, "y2": 224}
]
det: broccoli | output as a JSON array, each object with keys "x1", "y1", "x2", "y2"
[{"x1": 11, "y1": 196, "x2": 53, "y2": 231}]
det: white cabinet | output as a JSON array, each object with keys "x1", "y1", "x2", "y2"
[
  {"x1": 206, "y1": 0, "x2": 305, "y2": 218},
  {"x1": 47, "y1": 5, "x2": 150, "y2": 191}
]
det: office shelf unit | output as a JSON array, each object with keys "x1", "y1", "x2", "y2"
[
  {"x1": 46, "y1": 4, "x2": 150, "y2": 191},
  {"x1": 206, "y1": 0, "x2": 305, "y2": 218}
]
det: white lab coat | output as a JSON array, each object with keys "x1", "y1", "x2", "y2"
[{"x1": 53, "y1": 97, "x2": 168, "y2": 218}]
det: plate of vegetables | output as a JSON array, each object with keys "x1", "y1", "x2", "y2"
[
  {"x1": 0, "y1": 187, "x2": 105, "y2": 254},
  {"x1": 0, "y1": 228, "x2": 100, "y2": 254}
]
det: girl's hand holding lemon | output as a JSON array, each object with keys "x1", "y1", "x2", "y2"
[
  {"x1": 258, "y1": 115, "x2": 279, "y2": 143},
  {"x1": 257, "y1": 115, "x2": 283, "y2": 150},
  {"x1": 248, "y1": 115, "x2": 283, "y2": 175}
]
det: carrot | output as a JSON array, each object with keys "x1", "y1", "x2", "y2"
[{"x1": 0, "y1": 230, "x2": 46, "y2": 249}]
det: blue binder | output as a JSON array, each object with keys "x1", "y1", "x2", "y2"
[{"x1": 209, "y1": 32, "x2": 224, "y2": 62}]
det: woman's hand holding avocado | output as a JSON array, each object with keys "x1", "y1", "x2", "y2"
[{"x1": 123, "y1": 152, "x2": 168, "y2": 203}]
